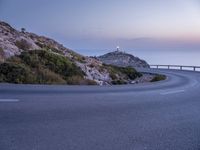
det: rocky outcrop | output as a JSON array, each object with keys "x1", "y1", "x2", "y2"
[
  {"x1": 0, "y1": 21, "x2": 142, "y2": 85},
  {"x1": 0, "y1": 21, "x2": 115, "y2": 84},
  {"x1": 98, "y1": 50, "x2": 150, "y2": 68},
  {"x1": 0, "y1": 22, "x2": 39, "y2": 58}
]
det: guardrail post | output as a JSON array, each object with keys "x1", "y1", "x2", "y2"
[
  {"x1": 180, "y1": 66, "x2": 182, "y2": 70},
  {"x1": 168, "y1": 65, "x2": 170, "y2": 69},
  {"x1": 194, "y1": 67, "x2": 196, "y2": 71},
  {"x1": 157, "y1": 65, "x2": 158, "y2": 69}
]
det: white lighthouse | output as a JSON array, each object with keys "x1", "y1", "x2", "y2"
[{"x1": 116, "y1": 46, "x2": 120, "y2": 52}]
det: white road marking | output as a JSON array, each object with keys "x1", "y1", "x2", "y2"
[
  {"x1": 160, "y1": 89, "x2": 185, "y2": 95},
  {"x1": 0, "y1": 99, "x2": 19, "y2": 102},
  {"x1": 191, "y1": 80, "x2": 199, "y2": 87}
]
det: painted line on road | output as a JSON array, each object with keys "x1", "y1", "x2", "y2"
[
  {"x1": 191, "y1": 80, "x2": 199, "y2": 87},
  {"x1": 0, "y1": 99, "x2": 19, "y2": 102},
  {"x1": 160, "y1": 89, "x2": 185, "y2": 95}
]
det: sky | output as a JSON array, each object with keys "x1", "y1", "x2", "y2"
[{"x1": 0, "y1": 0, "x2": 200, "y2": 65}]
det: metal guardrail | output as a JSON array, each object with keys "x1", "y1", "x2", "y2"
[{"x1": 150, "y1": 65, "x2": 200, "y2": 71}]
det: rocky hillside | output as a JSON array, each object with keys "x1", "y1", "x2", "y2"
[
  {"x1": 0, "y1": 21, "x2": 142, "y2": 85},
  {"x1": 98, "y1": 50, "x2": 150, "y2": 68}
]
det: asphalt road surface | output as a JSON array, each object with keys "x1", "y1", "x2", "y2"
[{"x1": 0, "y1": 69, "x2": 200, "y2": 150}]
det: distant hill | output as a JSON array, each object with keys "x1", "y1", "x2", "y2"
[
  {"x1": 0, "y1": 21, "x2": 142, "y2": 85},
  {"x1": 98, "y1": 50, "x2": 150, "y2": 68}
]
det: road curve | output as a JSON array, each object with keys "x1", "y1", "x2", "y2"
[{"x1": 0, "y1": 69, "x2": 200, "y2": 150}]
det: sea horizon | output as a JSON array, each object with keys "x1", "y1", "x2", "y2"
[{"x1": 76, "y1": 49, "x2": 200, "y2": 67}]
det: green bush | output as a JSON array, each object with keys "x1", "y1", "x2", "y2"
[
  {"x1": 0, "y1": 63, "x2": 36, "y2": 83},
  {"x1": 151, "y1": 75, "x2": 166, "y2": 82},
  {"x1": 117, "y1": 66, "x2": 142, "y2": 80},
  {"x1": 36, "y1": 68, "x2": 66, "y2": 84},
  {"x1": 71, "y1": 52, "x2": 86, "y2": 63},
  {"x1": 103, "y1": 64, "x2": 142, "y2": 81},
  {"x1": 109, "y1": 72, "x2": 117, "y2": 80},
  {"x1": 111, "y1": 80, "x2": 127, "y2": 85},
  {"x1": 0, "y1": 47, "x2": 4, "y2": 62},
  {"x1": 1, "y1": 50, "x2": 86, "y2": 84},
  {"x1": 67, "y1": 76, "x2": 97, "y2": 85},
  {"x1": 35, "y1": 42, "x2": 64, "y2": 55},
  {"x1": 18, "y1": 50, "x2": 85, "y2": 79},
  {"x1": 83, "y1": 79, "x2": 97, "y2": 85},
  {"x1": 65, "y1": 76, "x2": 83, "y2": 85},
  {"x1": 0, "y1": 47, "x2": 3, "y2": 53}
]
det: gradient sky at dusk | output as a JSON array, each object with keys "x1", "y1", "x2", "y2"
[{"x1": 0, "y1": 0, "x2": 200, "y2": 65}]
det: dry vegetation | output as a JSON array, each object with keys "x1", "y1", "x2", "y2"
[{"x1": 0, "y1": 50, "x2": 96, "y2": 84}]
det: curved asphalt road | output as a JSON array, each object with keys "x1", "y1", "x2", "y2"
[{"x1": 0, "y1": 69, "x2": 200, "y2": 150}]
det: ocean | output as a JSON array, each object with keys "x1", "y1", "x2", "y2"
[{"x1": 76, "y1": 49, "x2": 200, "y2": 67}]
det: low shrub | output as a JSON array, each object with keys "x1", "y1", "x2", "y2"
[
  {"x1": 151, "y1": 75, "x2": 166, "y2": 82},
  {"x1": 1, "y1": 50, "x2": 86, "y2": 84},
  {"x1": 67, "y1": 76, "x2": 97, "y2": 85},
  {"x1": 82, "y1": 79, "x2": 97, "y2": 85},
  {"x1": 109, "y1": 72, "x2": 117, "y2": 80},
  {"x1": 117, "y1": 66, "x2": 142, "y2": 80},
  {"x1": 71, "y1": 52, "x2": 86, "y2": 63},
  {"x1": 89, "y1": 63, "x2": 95, "y2": 68},
  {"x1": 66, "y1": 76, "x2": 83, "y2": 85},
  {"x1": 36, "y1": 68, "x2": 66, "y2": 84},
  {"x1": 0, "y1": 47, "x2": 4, "y2": 62},
  {"x1": 103, "y1": 64, "x2": 142, "y2": 81},
  {"x1": 111, "y1": 80, "x2": 127, "y2": 85},
  {"x1": 0, "y1": 63, "x2": 36, "y2": 83},
  {"x1": 15, "y1": 39, "x2": 31, "y2": 50},
  {"x1": 19, "y1": 50, "x2": 85, "y2": 78},
  {"x1": 35, "y1": 42, "x2": 64, "y2": 55}
]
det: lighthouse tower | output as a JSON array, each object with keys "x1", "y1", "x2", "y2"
[{"x1": 116, "y1": 46, "x2": 120, "y2": 52}]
